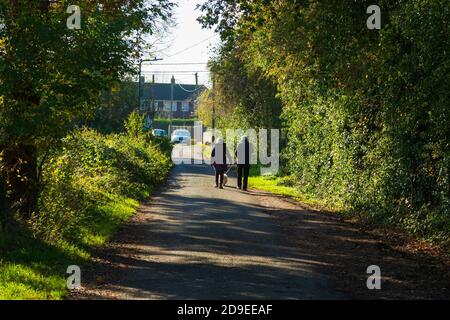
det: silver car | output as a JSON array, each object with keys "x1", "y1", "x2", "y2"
[{"x1": 171, "y1": 129, "x2": 191, "y2": 144}]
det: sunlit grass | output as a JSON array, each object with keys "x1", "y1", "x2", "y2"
[
  {"x1": 0, "y1": 194, "x2": 141, "y2": 300},
  {"x1": 0, "y1": 263, "x2": 67, "y2": 300},
  {"x1": 82, "y1": 195, "x2": 140, "y2": 247},
  {"x1": 248, "y1": 174, "x2": 342, "y2": 211},
  {"x1": 1, "y1": 120, "x2": 172, "y2": 300},
  {"x1": 0, "y1": 226, "x2": 85, "y2": 300}
]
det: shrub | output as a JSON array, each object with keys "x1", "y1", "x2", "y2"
[
  {"x1": 124, "y1": 111, "x2": 145, "y2": 139},
  {"x1": 30, "y1": 128, "x2": 172, "y2": 246},
  {"x1": 0, "y1": 123, "x2": 172, "y2": 299}
]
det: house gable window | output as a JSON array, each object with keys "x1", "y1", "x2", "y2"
[
  {"x1": 182, "y1": 101, "x2": 189, "y2": 112},
  {"x1": 172, "y1": 101, "x2": 178, "y2": 112},
  {"x1": 149, "y1": 83, "x2": 205, "y2": 118},
  {"x1": 164, "y1": 101, "x2": 171, "y2": 111}
]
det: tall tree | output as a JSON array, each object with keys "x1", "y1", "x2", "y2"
[
  {"x1": 199, "y1": 0, "x2": 450, "y2": 238},
  {"x1": 0, "y1": 0, "x2": 174, "y2": 219}
]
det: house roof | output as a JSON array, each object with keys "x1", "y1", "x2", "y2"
[{"x1": 140, "y1": 82, "x2": 206, "y2": 101}]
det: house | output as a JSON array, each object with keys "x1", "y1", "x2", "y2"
[{"x1": 139, "y1": 82, "x2": 205, "y2": 119}]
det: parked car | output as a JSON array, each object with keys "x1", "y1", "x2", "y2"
[
  {"x1": 171, "y1": 129, "x2": 191, "y2": 144},
  {"x1": 152, "y1": 129, "x2": 168, "y2": 138}
]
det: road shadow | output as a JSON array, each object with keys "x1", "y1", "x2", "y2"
[
  {"x1": 75, "y1": 164, "x2": 450, "y2": 300},
  {"x1": 76, "y1": 165, "x2": 343, "y2": 299}
]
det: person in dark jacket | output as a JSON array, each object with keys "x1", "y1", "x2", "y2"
[
  {"x1": 235, "y1": 136, "x2": 254, "y2": 191},
  {"x1": 211, "y1": 138, "x2": 232, "y2": 189}
]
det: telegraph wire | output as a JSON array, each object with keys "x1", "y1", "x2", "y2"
[
  {"x1": 141, "y1": 71, "x2": 210, "y2": 74},
  {"x1": 151, "y1": 62, "x2": 208, "y2": 66},
  {"x1": 177, "y1": 83, "x2": 203, "y2": 93},
  {"x1": 165, "y1": 35, "x2": 216, "y2": 58}
]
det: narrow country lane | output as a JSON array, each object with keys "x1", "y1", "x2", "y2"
[
  {"x1": 77, "y1": 163, "x2": 344, "y2": 299},
  {"x1": 75, "y1": 147, "x2": 450, "y2": 300},
  {"x1": 2, "y1": 0, "x2": 449, "y2": 303}
]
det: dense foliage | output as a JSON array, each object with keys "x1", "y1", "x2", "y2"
[
  {"x1": 90, "y1": 80, "x2": 139, "y2": 134},
  {"x1": 0, "y1": 116, "x2": 172, "y2": 298},
  {"x1": 196, "y1": 44, "x2": 282, "y2": 130},
  {"x1": 198, "y1": 0, "x2": 450, "y2": 243},
  {"x1": 0, "y1": 1, "x2": 175, "y2": 299},
  {"x1": 33, "y1": 125, "x2": 172, "y2": 245},
  {"x1": 0, "y1": 0, "x2": 174, "y2": 219}
]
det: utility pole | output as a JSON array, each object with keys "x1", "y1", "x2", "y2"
[
  {"x1": 138, "y1": 62, "x2": 143, "y2": 110},
  {"x1": 195, "y1": 72, "x2": 202, "y2": 144},
  {"x1": 170, "y1": 75, "x2": 175, "y2": 130},
  {"x1": 151, "y1": 74, "x2": 156, "y2": 121},
  {"x1": 138, "y1": 57, "x2": 163, "y2": 110},
  {"x1": 212, "y1": 77, "x2": 216, "y2": 143},
  {"x1": 195, "y1": 72, "x2": 199, "y2": 121}
]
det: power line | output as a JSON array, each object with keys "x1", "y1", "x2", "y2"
[
  {"x1": 151, "y1": 62, "x2": 208, "y2": 66},
  {"x1": 141, "y1": 71, "x2": 210, "y2": 74},
  {"x1": 139, "y1": 73, "x2": 208, "y2": 85},
  {"x1": 173, "y1": 77, "x2": 195, "y2": 83},
  {"x1": 177, "y1": 84, "x2": 203, "y2": 93},
  {"x1": 166, "y1": 35, "x2": 216, "y2": 58}
]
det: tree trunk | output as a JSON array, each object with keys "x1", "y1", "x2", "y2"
[
  {"x1": 0, "y1": 144, "x2": 38, "y2": 220},
  {"x1": 0, "y1": 170, "x2": 6, "y2": 230}
]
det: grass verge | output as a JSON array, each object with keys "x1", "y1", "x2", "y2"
[
  {"x1": 248, "y1": 166, "x2": 343, "y2": 212},
  {"x1": 248, "y1": 171, "x2": 450, "y2": 253}
]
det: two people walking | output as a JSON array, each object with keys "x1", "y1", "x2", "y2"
[
  {"x1": 211, "y1": 136, "x2": 254, "y2": 191},
  {"x1": 210, "y1": 138, "x2": 232, "y2": 189}
]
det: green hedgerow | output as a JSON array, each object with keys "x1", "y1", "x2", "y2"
[
  {"x1": 0, "y1": 125, "x2": 172, "y2": 300},
  {"x1": 30, "y1": 128, "x2": 172, "y2": 246}
]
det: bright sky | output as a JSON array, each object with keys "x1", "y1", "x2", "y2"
[{"x1": 141, "y1": 0, "x2": 220, "y2": 86}]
